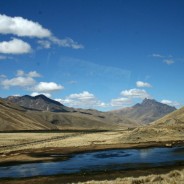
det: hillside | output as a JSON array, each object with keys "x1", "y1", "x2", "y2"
[
  {"x1": 121, "y1": 106, "x2": 184, "y2": 144},
  {"x1": 5, "y1": 95, "x2": 73, "y2": 112},
  {"x1": 5, "y1": 95, "x2": 139, "y2": 128},
  {"x1": 0, "y1": 98, "x2": 56, "y2": 131},
  {"x1": 152, "y1": 106, "x2": 184, "y2": 127},
  {"x1": 0, "y1": 96, "x2": 123, "y2": 131},
  {"x1": 109, "y1": 98, "x2": 176, "y2": 124}
]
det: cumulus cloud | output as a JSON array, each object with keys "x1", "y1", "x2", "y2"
[
  {"x1": 0, "y1": 14, "x2": 84, "y2": 51},
  {"x1": 0, "y1": 70, "x2": 64, "y2": 96},
  {"x1": 31, "y1": 92, "x2": 51, "y2": 98},
  {"x1": 69, "y1": 91, "x2": 95, "y2": 100},
  {"x1": 55, "y1": 91, "x2": 106, "y2": 108},
  {"x1": 121, "y1": 88, "x2": 151, "y2": 99},
  {"x1": 110, "y1": 97, "x2": 132, "y2": 107},
  {"x1": 1, "y1": 76, "x2": 36, "y2": 89},
  {"x1": 16, "y1": 70, "x2": 41, "y2": 78},
  {"x1": 161, "y1": 99, "x2": 181, "y2": 108},
  {"x1": 0, "y1": 14, "x2": 51, "y2": 38},
  {"x1": 33, "y1": 82, "x2": 64, "y2": 93},
  {"x1": 27, "y1": 71, "x2": 41, "y2": 78},
  {"x1": 136, "y1": 81, "x2": 152, "y2": 88},
  {"x1": 0, "y1": 38, "x2": 31, "y2": 54}
]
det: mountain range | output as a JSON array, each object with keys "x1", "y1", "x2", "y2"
[
  {"x1": 109, "y1": 98, "x2": 176, "y2": 124},
  {"x1": 0, "y1": 95, "x2": 178, "y2": 131}
]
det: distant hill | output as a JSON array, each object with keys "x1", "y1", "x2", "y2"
[
  {"x1": 152, "y1": 106, "x2": 184, "y2": 127},
  {"x1": 0, "y1": 98, "x2": 56, "y2": 131},
  {"x1": 1, "y1": 96, "x2": 123, "y2": 131},
  {"x1": 5, "y1": 95, "x2": 73, "y2": 112},
  {"x1": 123, "y1": 106, "x2": 184, "y2": 144},
  {"x1": 109, "y1": 98, "x2": 176, "y2": 124},
  {"x1": 5, "y1": 95, "x2": 139, "y2": 128},
  {"x1": 4, "y1": 95, "x2": 175, "y2": 131}
]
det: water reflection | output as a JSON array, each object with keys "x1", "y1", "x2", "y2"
[
  {"x1": 0, "y1": 146, "x2": 184, "y2": 179},
  {"x1": 139, "y1": 149, "x2": 153, "y2": 159}
]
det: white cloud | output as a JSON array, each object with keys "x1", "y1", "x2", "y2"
[
  {"x1": 0, "y1": 14, "x2": 84, "y2": 51},
  {"x1": 55, "y1": 91, "x2": 106, "y2": 108},
  {"x1": 0, "y1": 14, "x2": 51, "y2": 38},
  {"x1": 37, "y1": 40, "x2": 51, "y2": 49},
  {"x1": 163, "y1": 59, "x2": 174, "y2": 65},
  {"x1": 69, "y1": 91, "x2": 95, "y2": 100},
  {"x1": 27, "y1": 71, "x2": 41, "y2": 78},
  {"x1": 136, "y1": 81, "x2": 152, "y2": 88},
  {"x1": 33, "y1": 82, "x2": 64, "y2": 93},
  {"x1": 121, "y1": 88, "x2": 151, "y2": 99},
  {"x1": 0, "y1": 70, "x2": 63, "y2": 97},
  {"x1": 50, "y1": 36, "x2": 84, "y2": 49},
  {"x1": 1, "y1": 76, "x2": 36, "y2": 89},
  {"x1": 0, "y1": 38, "x2": 31, "y2": 54},
  {"x1": 161, "y1": 99, "x2": 181, "y2": 108},
  {"x1": 16, "y1": 70, "x2": 41, "y2": 78},
  {"x1": 31, "y1": 92, "x2": 51, "y2": 98},
  {"x1": 98, "y1": 102, "x2": 108, "y2": 108},
  {"x1": 110, "y1": 97, "x2": 132, "y2": 107}
]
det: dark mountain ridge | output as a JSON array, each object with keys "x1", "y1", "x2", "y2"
[{"x1": 5, "y1": 95, "x2": 73, "y2": 112}]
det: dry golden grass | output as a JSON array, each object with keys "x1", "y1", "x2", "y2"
[
  {"x1": 77, "y1": 169, "x2": 184, "y2": 184},
  {"x1": 0, "y1": 131, "x2": 126, "y2": 154},
  {"x1": 1, "y1": 126, "x2": 184, "y2": 155}
]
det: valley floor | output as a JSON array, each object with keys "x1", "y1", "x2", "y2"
[{"x1": 0, "y1": 129, "x2": 184, "y2": 183}]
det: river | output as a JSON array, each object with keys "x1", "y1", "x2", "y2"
[{"x1": 0, "y1": 146, "x2": 184, "y2": 178}]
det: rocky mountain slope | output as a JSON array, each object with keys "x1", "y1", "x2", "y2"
[
  {"x1": 108, "y1": 98, "x2": 176, "y2": 124},
  {"x1": 5, "y1": 95, "x2": 73, "y2": 112}
]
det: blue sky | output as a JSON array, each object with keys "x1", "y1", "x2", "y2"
[{"x1": 0, "y1": 0, "x2": 183, "y2": 110}]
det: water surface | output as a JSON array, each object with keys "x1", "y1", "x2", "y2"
[{"x1": 0, "y1": 146, "x2": 184, "y2": 178}]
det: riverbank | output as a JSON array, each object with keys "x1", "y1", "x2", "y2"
[
  {"x1": 1, "y1": 165, "x2": 184, "y2": 184},
  {"x1": 1, "y1": 129, "x2": 184, "y2": 165},
  {"x1": 1, "y1": 139, "x2": 184, "y2": 166}
]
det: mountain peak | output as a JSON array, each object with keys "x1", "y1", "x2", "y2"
[
  {"x1": 141, "y1": 98, "x2": 157, "y2": 105},
  {"x1": 5, "y1": 94, "x2": 72, "y2": 112},
  {"x1": 114, "y1": 98, "x2": 176, "y2": 124}
]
